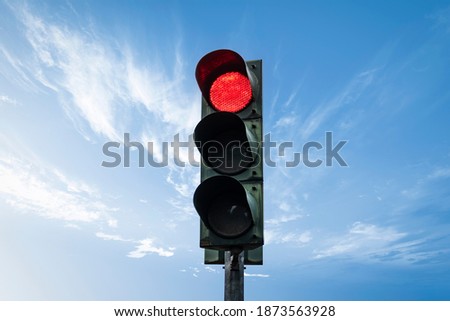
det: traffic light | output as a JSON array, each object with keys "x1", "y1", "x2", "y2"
[{"x1": 193, "y1": 49, "x2": 263, "y2": 255}]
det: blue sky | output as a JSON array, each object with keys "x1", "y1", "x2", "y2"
[{"x1": 1, "y1": 0, "x2": 450, "y2": 300}]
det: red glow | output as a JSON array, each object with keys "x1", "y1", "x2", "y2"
[{"x1": 209, "y1": 72, "x2": 252, "y2": 113}]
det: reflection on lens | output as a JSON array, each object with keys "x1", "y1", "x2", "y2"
[{"x1": 208, "y1": 194, "x2": 253, "y2": 238}]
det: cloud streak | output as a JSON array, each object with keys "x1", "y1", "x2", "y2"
[
  {"x1": 0, "y1": 94, "x2": 18, "y2": 106},
  {"x1": 244, "y1": 273, "x2": 270, "y2": 278},
  {"x1": 7, "y1": 5, "x2": 198, "y2": 144},
  {"x1": 2, "y1": 4, "x2": 202, "y2": 204},
  {"x1": 127, "y1": 238, "x2": 174, "y2": 258},
  {"x1": 311, "y1": 221, "x2": 438, "y2": 264},
  {"x1": 300, "y1": 69, "x2": 377, "y2": 140},
  {"x1": 265, "y1": 229, "x2": 312, "y2": 246},
  {"x1": 0, "y1": 154, "x2": 117, "y2": 223},
  {"x1": 95, "y1": 232, "x2": 175, "y2": 258}
]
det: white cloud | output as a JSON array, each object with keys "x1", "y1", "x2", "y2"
[
  {"x1": 52, "y1": 169, "x2": 99, "y2": 197},
  {"x1": 281, "y1": 231, "x2": 312, "y2": 244},
  {"x1": 275, "y1": 115, "x2": 296, "y2": 128},
  {"x1": 95, "y1": 231, "x2": 176, "y2": 259},
  {"x1": 6, "y1": 5, "x2": 200, "y2": 205},
  {"x1": 265, "y1": 229, "x2": 312, "y2": 246},
  {"x1": 427, "y1": 167, "x2": 450, "y2": 179},
  {"x1": 244, "y1": 273, "x2": 270, "y2": 278},
  {"x1": 278, "y1": 201, "x2": 291, "y2": 212},
  {"x1": 11, "y1": 6, "x2": 198, "y2": 143},
  {"x1": 166, "y1": 173, "x2": 190, "y2": 197},
  {"x1": 400, "y1": 167, "x2": 450, "y2": 202},
  {"x1": 430, "y1": 6, "x2": 450, "y2": 33},
  {"x1": 314, "y1": 221, "x2": 407, "y2": 260},
  {"x1": 0, "y1": 45, "x2": 41, "y2": 92},
  {"x1": 181, "y1": 267, "x2": 200, "y2": 279},
  {"x1": 167, "y1": 196, "x2": 196, "y2": 219},
  {"x1": 95, "y1": 232, "x2": 127, "y2": 242},
  {"x1": 350, "y1": 221, "x2": 404, "y2": 241},
  {"x1": 266, "y1": 213, "x2": 302, "y2": 225},
  {"x1": 300, "y1": 68, "x2": 377, "y2": 140},
  {"x1": 270, "y1": 88, "x2": 280, "y2": 112},
  {"x1": 64, "y1": 223, "x2": 81, "y2": 230},
  {"x1": 21, "y1": 11, "x2": 122, "y2": 140},
  {"x1": 107, "y1": 219, "x2": 118, "y2": 228},
  {"x1": 204, "y1": 266, "x2": 217, "y2": 273},
  {"x1": 0, "y1": 154, "x2": 117, "y2": 223},
  {"x1": 127, "y1": 238, "x2": 174, "y2": 258},
  {"x1": 284, "y1": 81, "x2": 304, "y2": 107},
  {"x1": 166, "y1": 165, "x2": 198, "y2": 200},
  {"x1": 0, "y1": 94, "x2": 18, "y2": 106}
]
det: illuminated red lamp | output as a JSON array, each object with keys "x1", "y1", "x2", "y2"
[{"x1": 195, "y1": 49, "x2": 253, "y2": 113}]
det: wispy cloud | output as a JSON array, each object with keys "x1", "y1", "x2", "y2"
[
  {"x1": 127, "y1": 238, "x2": 174, "y2": 258},
  {"x1": 95, "y1": 232, "x2": 128, "y2": 242},
  {"x1": 300, "y1": 68, "x2": 377, "y2": 140},
  {"x1": 266, "y1": 213, "x2": 303, "y2": 225},
  {"x1": 314, "y1": 221, "x2": 412, "y2": 261},
  {"x1": 204, "y1": 266, "x2": 218, "y2": 273},
  {"x1": 0, "y1": 45, "x2": 42, "y2": 92},
  {"x1": 7, "y1": 5, "x2": 198, "y2": 143},
  {"x1": 0, "y1": 94, "x2": 18, "y2": 106},
  {"x1": 274, "y1": 115, "x2": 296, "y2": 128},
  {"x1": 427, "y1": 167, "x2": 450, "y2": 180},
  {"x1": 284, "y1": 87, "x2": 300, "y2": 107},
  {"x1": 400, "y1": 167, "x2": 450, "y2": 202},
  {"x1": 179, "y1": 266, "x2": 201, "y2": 278},
  {"x1": 244, "y1": 273, "x2": 270, "y2": 278},
  {"x1": 0, "y1": 5, "x2": 198, "y2": 263},
  {"x1": 283, "y1": 76, "x2": 306, "y2": 108},
  {"x1": 265, "y1": 229, "x2": 312, "y2": 246},
  {"x1": 95, "y1": 232, "x2": 175, "y2": 258},
  {"x1": 0, "y1": 154, "x2": 117, "y2": 223},
  {"x1": 4, "y1": 4, "x2": 201, "y2": 202},
  {"x1": 429, "y1": 5, "x2": 450, "y2": 33}
]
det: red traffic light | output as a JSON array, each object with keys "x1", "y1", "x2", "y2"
[
  {"x1": 196, "y1": 49, "x2": 254, "y2": 113},
  {"x1": 210, "y1": 72, "x2": 252, "y2": 112}
]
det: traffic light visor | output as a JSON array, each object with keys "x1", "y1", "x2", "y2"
[{"x1": 196, "y1": 49, "x2": 253, "y2": 113}]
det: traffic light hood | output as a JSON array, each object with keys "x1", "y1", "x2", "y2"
[{"x1": 195, "y1": 49, "x2": 258, "y2": 113}]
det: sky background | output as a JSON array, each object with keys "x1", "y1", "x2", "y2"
[{"x1": 1, "y1": 0, "x2": 450, "y2": 300}]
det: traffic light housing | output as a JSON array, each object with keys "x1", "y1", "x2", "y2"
[{"x1": 193, "y1": 49, "x2": 263, "y2": 255}]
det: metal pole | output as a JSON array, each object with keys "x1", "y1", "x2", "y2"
[{"x1": 224, "y1": 250, "x2": 244, "y2": 301}]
